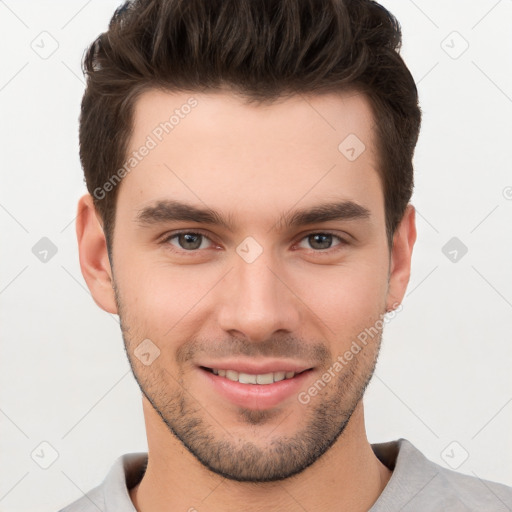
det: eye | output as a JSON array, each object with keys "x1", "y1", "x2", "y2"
[
  {"x1": 163, "y1": 231, "x2": 214, "y2": 251},
  {"x1": 296, "y1": 232, "x2": 348, "y2": 251},
  {"x1": 160, "y1": 230, "x2": 349, "y2": 255}
]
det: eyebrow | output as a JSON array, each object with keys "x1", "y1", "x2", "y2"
[{"x1": 135, "y1": 199, "x2": 371, "y2": 231}]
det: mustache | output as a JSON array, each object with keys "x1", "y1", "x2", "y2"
[{"x1": 176, "y1": 335, "x2": 331, "y2": 366}]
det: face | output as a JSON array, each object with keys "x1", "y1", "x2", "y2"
[{"x1": 92, "y1": 89, "x2": 409, "y2": 482}]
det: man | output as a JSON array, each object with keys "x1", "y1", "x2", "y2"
[{"x1": 61, "y1": 0, "x2": 512, "y2": 510}]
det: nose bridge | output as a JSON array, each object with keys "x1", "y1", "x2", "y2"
[{"x1": 217, "y1": 248, "x2": 299, "y2": 341}]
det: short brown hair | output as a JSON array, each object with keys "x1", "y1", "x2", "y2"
[{"x1": 79, "y1": 0, "x2": 421, "y2": 251}]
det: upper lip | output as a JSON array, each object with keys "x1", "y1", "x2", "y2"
[{"x1": 198, "y1": 359, "x2": 314, "y2": 375}]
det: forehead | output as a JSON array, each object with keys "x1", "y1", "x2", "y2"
[
  {"x1": 130, "y1": 88, "x2": 376, "y2": 153},
  {"x1": 117, "y1": 88, "x2": 383, "y2": 224}
]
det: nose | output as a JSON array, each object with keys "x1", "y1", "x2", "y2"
[{"x1": 216, "y1": 251, "x2": 301, "y2": 343}]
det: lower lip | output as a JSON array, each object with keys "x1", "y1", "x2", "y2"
[{"x1": 198, "y1": 367, "x2": 313, "y2": 410}]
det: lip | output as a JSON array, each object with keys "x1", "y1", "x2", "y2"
[{"x1": 198, "y1": 365, "x2": 314, "y2": 410}]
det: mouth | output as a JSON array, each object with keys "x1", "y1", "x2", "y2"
[
  {"x1": 198, "y1": 365, "x2": 315, "y2": 410},
  {"x1": 200, "y1": 366, "x2": 311, "y2": 385}
]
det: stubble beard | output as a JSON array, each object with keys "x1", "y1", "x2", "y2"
[{"x1": 114, "y1": 282, "x2": 384, "y2": 482}]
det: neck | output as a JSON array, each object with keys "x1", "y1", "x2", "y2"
[{"x1": 130, "y1": 398, "x2": 391, "y2": 512}]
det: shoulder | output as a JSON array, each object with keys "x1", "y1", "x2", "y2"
[
  {"x1": 430, "y1": 459, "x2": 512, "y2": 511},
  {"x1": 57, "y1": 452, "x2": 147, "y2": 512},
  {"x1": 58, "y1": 485, "x2": 104, "y2": 512},
  {"x1": 371, "y1": 438, "x2": 512, "y2": 512}
]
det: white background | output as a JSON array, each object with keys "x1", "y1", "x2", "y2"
[{"x1": 1, "y1": 1, "x2": 511, "y2": 510}]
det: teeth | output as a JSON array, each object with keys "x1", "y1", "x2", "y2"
[
  {"x1": 226, "y1": 370, "x2": 238, "y2": 381},
  {"x1": 256, "y1": 373, "x2": 274, "y2": 384},
  {"x1": 238, "y1": 372, "x2": 257, "y2": 384},
  {"x1": 211, "y1": 368, "x2": 297, "y2": 384},
  {"x1": 273, "y1": 371, "x2": 286, "y2": 382}
]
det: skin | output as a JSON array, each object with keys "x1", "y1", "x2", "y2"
[{"x1": 77, "y1": 89, "x2": 416, "y2": 511}]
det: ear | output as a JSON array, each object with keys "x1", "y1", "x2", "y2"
[
  {"x1": 386, "y1": 204, "x2": 417, "y2": 310},
  {"x1": 76, "y1": 194, "x2": 118, "y2": 314}
]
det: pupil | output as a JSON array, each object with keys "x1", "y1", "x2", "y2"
[
  {"x1": 311, "y1": 234, "x2": 331, "y2": 249},
  {"x1": 181, "y1": 233, "x2": 201, "y2": 250}
]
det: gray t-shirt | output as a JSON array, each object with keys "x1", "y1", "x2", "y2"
[{"x1": 59, "y1": 438, "x2": 512, "y2": 511}]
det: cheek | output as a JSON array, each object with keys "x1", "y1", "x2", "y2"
[
  {"x1": 113, "y1": 234, "x2": 389, "y2": 342},
  {"x1": 289, "y1": 257, "x2": 388, "y2": 332},
  {"x1": 115, "y1": 258, "x2": 223, "y2": 336}
]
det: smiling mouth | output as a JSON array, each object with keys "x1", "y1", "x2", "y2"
[{"x1": 200, "y1": 366, "x2": 312, "y2": 385}]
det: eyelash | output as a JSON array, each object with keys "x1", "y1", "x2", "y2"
[{"x1": 160, "y1": 229, "x2": 349, "y2": 256}]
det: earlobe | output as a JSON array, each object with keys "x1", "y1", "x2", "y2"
[
  {"x1": 386, "y1": 204, "x2": 417, "y2": 311},
  {"x1": 76, "y1": 194, "x2": 118, "y2": 314}
]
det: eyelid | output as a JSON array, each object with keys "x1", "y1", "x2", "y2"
[{"x1": 160, "y1": 228, "x2": 213, "y2": 241}]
